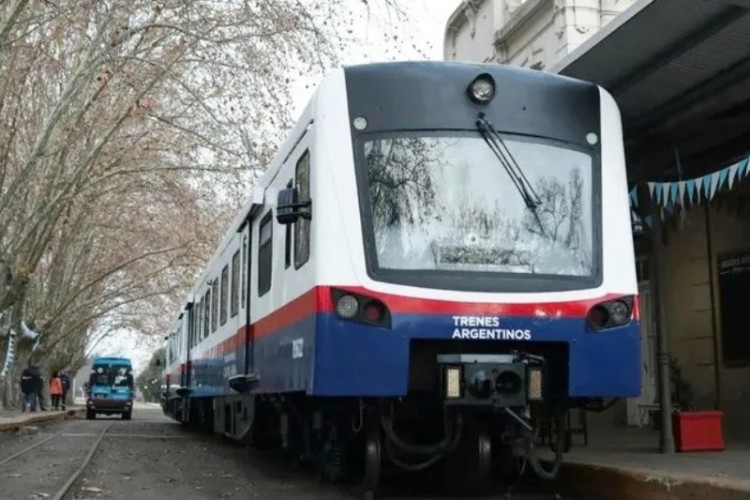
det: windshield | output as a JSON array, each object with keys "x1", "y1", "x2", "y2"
[
  {"x1": 90, "y1": 365, "x2": 133, "y2": 388},
  {"x1": 361, "y1": 133, "x2": 594, "y2": 277}
]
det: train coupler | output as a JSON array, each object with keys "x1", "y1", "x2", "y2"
[{"x1": 437, "y1": 353, "x2": 545, "y2": 407}]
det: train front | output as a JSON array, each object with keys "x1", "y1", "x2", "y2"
[{"x1": 312, "y1": 62, "x2": 638, "y2": 490}]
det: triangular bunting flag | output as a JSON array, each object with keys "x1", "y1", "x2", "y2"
[
  {"x1": 630, "y1": 188, "x2": 638, "y2": 208},
  {"x1": 641, "y1": 153, "x2": 750, "y2": 211},
  {"x1": 739, "y1": 157, "x2": 750, "y2": 178},
  {"x1": 728, "y1": 163, "x2": 740, "y2": 190},
  {"x1": 709, "y1": 171, "x2": 720, "y2": 200},
  {"x1": 686, "y1": 179, "x2": 696, "y2": 205},
  {"x1": 704, "y1": 175, "x2": 712, "y2": 199},
  {"x1": 695, "y1": 177, "x2": 704, "y2": 203},
  {"x1": 678, "y1": 182, "x2": 686, "y2": 207},
  {"x1": 719, "y1": 168, "x2": 729, "y2": 191}
]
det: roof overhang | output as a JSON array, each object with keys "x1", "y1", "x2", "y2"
[{"x1": 550, "y1": 0, "x2": 750, "y2": 182}]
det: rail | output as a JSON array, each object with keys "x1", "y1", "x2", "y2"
[{"x1": 0, "y1": 422, "x2": 113, "y2": 500}]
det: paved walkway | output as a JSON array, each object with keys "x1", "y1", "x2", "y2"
[
  {"x1": 552, "y1": 426, "x2": 750, "y2": 499},
  {"x1": 0, "y1": 407, "x2": 80, "y2": 431}
]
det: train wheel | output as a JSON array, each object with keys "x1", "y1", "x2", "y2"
[
  {"x1": 361, "y1": 421, "x2": 382, "y2": 500},
  {"x1": 442, "y1": 415, "x2": 491, "y2": 496},
  {"x1": 548, "y1": 410, "x2": 572, "y2": 454}
]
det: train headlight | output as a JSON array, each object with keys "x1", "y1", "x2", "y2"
[
  {"x1": 527, "y1": 367, "x2": 543, "y2": 401},
  {"x1": 445, "y1": 366, "x2": 462, "y2": 399},
  {"x1": 587, "y1": 296, "x2": 634, "y2": 331},
  {"x1": 335, "y1": 294, "x2": 359, "y2": 319},
  {"x1": 468, "y1": 73, "x2": 496, "y2": 104},
  {"x1": 609, "y1": 300, "x2": 630, "y2": 325}
]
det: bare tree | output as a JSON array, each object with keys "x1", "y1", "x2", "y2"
[{"x1": 0, "y1": 0, "x2": 421, "y2": 406}]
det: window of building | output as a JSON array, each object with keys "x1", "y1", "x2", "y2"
[
  {"x1": 295, "y1": 151, "x2": 311, "y2": 269},
  {"x1": 718, "y1": 250, "x2": 750, "y2": 364},
  {"x1": 231, "y1": 251, "x2": 240, "y2": 317},
  {"x1": 211, "y1": 279, "x2": 219, "y2": 332},
  {"x1": 220, "y1": 265, "x2": 229, "y2": 326},
  {"x1": 258, "y1": 211, "x2": 273, "y2": 296}
]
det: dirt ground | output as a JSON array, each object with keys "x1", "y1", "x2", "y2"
[{"x1": 0, "y1": 405, "x2": 565, "y2": 500}]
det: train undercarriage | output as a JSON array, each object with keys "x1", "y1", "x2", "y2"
[{"x1": 164, "y1": 351, "x2": 585, "y2": 498}]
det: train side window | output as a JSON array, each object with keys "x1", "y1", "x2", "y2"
[
  {"x1": 284, "y1": 180, "x2": 293, "y2": 269},
  {"x1": 196, "y1": 298, "x2": 203, "y2": 345},
  {"x1": 241, "y1": 235, "x2": 248, "y2": 305},
  {"x1": 211, "y1": 279, "x2": 219, "y2": 333},
  {"x1": 200, "y1": 296, "x2": 206, "y2": 342},
  {"x1": 258, "y1": 211, "x2": 273, "y2": 296},
  {"x1": 203, "y1": 291, "x2": 210, "y2": 339},
  {"x1": 220, "y1": 265, "x2": 229, "y2": 326},
  {"x1": 295, "y1": 151, "x2": 310, "y2": 269},
  {"x1": 188, "y1": 306, "x2": 194, "y2": 348},
  {"x1": 231, "y1": 250, "x2": 240, "y2": 317},
  {"x1": 194, "y1": 303, "x2": 199, "y2": 345}
]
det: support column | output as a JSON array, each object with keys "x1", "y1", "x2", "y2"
[
  {"x1": 650, "y1": 203, "x2": 675, "y2": 454},
  {"x1": 704, "y1": 202, "x2": 722, "y2": 410}
]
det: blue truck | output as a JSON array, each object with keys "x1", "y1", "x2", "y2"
[{"x1": 85, "y1": 356, "x2": 134, "y2": 420}]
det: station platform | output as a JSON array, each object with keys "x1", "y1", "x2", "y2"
[
  {"x1": 0, "y1": 407, "x2": 80, "y2": 431},
  {"x1": 550, "y1": 426, "x2": 750, "y2": 499}
]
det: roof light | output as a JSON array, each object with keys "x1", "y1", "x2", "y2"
[{"x1": 468, "y1": 73, "x2": 496, "y2": 104}]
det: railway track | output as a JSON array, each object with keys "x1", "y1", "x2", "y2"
[
  {"x1": 0, "y1": 421, "x2": 112, "y2": 500},
  {"x1": 0, "y1": 408, "x2": 563, "y2": 500}
]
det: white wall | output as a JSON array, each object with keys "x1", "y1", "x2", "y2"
[{"x1": 444, "y1": 0, "x2": 636, "y2": 69}]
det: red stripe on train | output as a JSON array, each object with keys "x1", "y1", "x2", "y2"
[
  {"x1": 329, "y1": 286, "x2": 628, "y2": 317},
  {"x1": 190, "y1": 286, "x2": 636, "y2": 361}
]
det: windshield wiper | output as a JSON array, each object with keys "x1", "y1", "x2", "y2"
[{"x1": 475, "y1": 113, "x2": 546, "y2": 236}]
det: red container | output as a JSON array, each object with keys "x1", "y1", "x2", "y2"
[{"x1": 672, "y1": 411, "x2": 725, "y2": 452}]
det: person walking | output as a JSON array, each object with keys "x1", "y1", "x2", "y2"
[
  {"x1": 59, "y1": 371, "x2": 70, "y2": 410},
  {"x1": 49, "y1": 372, "x2": 63, "y2": 411},
  {"x1": 31, "y1": 364, "x2": 47, "y2": 411},
  {"x1": 20, "y1": 363, "x2": 37, "y2": 412}
]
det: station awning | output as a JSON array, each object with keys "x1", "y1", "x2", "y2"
[{"x1": 550, "y1": 0, "x2": 750, "y2": 183}]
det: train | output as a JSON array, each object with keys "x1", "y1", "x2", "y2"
[{"x1": 160, "y1": 61, "x2": 639, "y2": 495}]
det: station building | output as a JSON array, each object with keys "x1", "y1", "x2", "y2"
[{"x1": 444, "y1": 0, "x2": 750, "y2": 438}]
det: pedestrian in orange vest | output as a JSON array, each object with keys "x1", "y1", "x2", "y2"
[{"x1": 49, "y1": 372, "x2": 63, "y2": 410}]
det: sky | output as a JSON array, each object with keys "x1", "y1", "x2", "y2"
[
  {"x1": 93, "y1": 0, "x2": 462, "y2": 375},
  {"x1": 289, "y1": 0, "x2": 459, "y2": 115}
]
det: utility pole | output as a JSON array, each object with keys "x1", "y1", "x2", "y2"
[{"x1": 650, "y1": 202, "x2": 675, "y2": 454}]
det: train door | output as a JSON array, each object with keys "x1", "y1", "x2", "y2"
[
  {"x1": 185, "y1": 302, "x2": 195, "y2": 388},
  {"x1": 240, "y1": 224, "x2": 253, "y2": 376}
]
